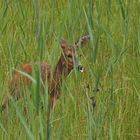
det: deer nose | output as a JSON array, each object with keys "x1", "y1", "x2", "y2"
[{"x1": 78, "y1": 64, "x2": 84, "y2": 72}]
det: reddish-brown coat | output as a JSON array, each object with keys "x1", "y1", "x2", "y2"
[{"x1": 2, "y1": 35, "x2": 90, "y2": 110}]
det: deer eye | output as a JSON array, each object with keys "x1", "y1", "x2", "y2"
[{"x1": 67, "y1": 54, "x2": 72, "y2": 58}]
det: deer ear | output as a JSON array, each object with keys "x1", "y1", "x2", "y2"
[
  {"x1": 60, "y1": 39, "x2": 68, "y2": 50},
  {"x1": 75, "y1": 35, "x2": 90, "y2": 48}
]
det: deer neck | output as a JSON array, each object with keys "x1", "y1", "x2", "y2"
[
  {"x1": 49, "y1": 55, "x2": 72, "y2": 99},
  {"x1": 53, "y1": 54, "x2": 72, "y2": 83}
]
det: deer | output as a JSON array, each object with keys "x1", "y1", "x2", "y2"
[{"x1": 1, "y1": 35, "x2": 90, "y2": 111}]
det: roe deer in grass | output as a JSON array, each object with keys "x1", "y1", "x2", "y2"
[{"x1": 2, "y1": 35, "x2": 90, "y2": 110}]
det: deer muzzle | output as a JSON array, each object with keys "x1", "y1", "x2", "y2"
[{"x1": 78, "y1": 64, "x2": 84, "y2": 72}]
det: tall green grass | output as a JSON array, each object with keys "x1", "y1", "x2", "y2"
[{"x1": 0, "y1": 0, "x2": 140, "y2": 139}]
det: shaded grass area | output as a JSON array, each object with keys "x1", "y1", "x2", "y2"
[{"x1": 0, "y1": 0, "x2": 140, "y2": 139}]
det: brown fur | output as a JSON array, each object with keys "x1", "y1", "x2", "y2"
[{"x1": 2, "y1": 35, "x2": 90, "y2": 110}]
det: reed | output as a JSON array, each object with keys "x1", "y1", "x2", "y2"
[{"x1": 0, "y1": 0, "x2": 140, "y2": 140}]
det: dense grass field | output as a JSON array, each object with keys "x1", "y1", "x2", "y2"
[{"x1": 0, "y1": 0, "x2": 140, "y2": 140}]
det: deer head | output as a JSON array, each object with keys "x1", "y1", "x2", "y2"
[{"x1": 59, "y1": 35, "x2": 90, "y2": 76}]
